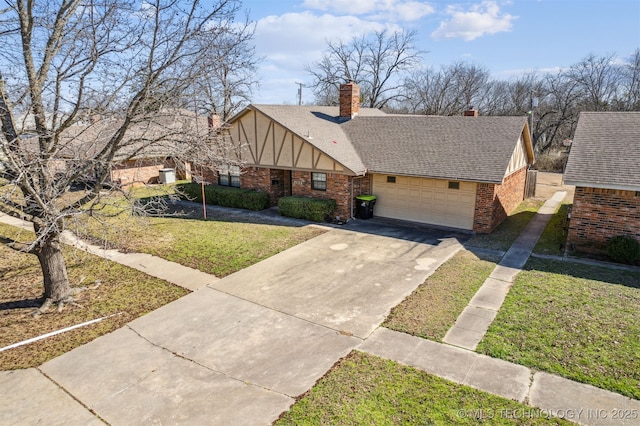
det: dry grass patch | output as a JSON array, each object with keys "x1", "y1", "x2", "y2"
[
  {"x1": 384, "y1": 250, "x2": 499, "y2": 341},
  {"x1": 0, "y1": 223, "x2": 188, "y2": 370}
]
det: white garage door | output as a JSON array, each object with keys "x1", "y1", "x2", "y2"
[{"x1": 371, "y1": 174, "x2": 477, "y2": 230}]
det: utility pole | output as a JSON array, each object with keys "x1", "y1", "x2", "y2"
[
  {"x1": 295, "y1": 82, "x2": 303, "y2": 105},
  {"x1": 529, "y1": 91, "x2": 538, "y2": 147}
]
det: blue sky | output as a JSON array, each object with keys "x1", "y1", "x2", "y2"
[{"x1": 239, "y1": 0, "x2": 640, "y2": 104}]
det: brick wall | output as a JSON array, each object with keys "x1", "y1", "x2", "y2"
[
  {"x1": 240, "y1": 166, "x2": 271, "y2": 192},
  {"x1": 352, "y1": 175, "x2": 371, "y2": 198},
  {"x1": 473, "y1": 167, "x2": 527, "y2": 233},
  {"x1": 110, "y1": 159, "x2": 166, "y2": 186},
  {"x1": 192, "y1": 167, "x2": 218, "y2": 184},
  {"x1": 239, "y1": 167, "x2": 287, "y2": 207},
  {"x1": 567, "y1": 187, "x2": 640, "y2": 255},
  {"x1": 291, "y1": 171, "x2": 352, "y2": 220}
]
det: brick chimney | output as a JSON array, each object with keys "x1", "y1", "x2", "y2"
[
  {"x1": 339, "y1": 81, "x2": 360, "y2": 119},
  {"x1": 207, "y1": 113, "x2": 221, "y2": 129},
  {"x1": 463, "y1": 106, "x2": 478, "y2": 117}
]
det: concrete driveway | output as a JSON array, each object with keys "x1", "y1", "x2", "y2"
[{"x1": 23, "y1": 225, "x2": 464, "y2": 425}]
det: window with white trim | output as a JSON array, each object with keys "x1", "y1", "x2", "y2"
[
  {"x1": 311, "y1": 172, "x2": 327, "y2": 190},
  {"x1": 218, "y1": 165, "x2": 240, "y2": 188}
]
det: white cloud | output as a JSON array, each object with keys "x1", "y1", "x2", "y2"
[
  {"x1": 431, "y1": 1, "x2": 516, "y2": 41},
  {"x1": 255, "y1": 12, "x2": 387, "y2": 63},
  {"x1": 302, "y1": 0, "x2": 435, "y2": 21},
  {"x1": 252, "y1": 12, "x2": 396, "y2": 103}
]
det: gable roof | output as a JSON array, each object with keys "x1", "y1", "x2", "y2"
[
  {"x1": 564, "y1": 112, "x2": 640, "y2": 191},
  {"x1": 343, "y1": 115, "x2": 530, "y2": 183},
  {"x1": 227, "y1": 105, "x2": 532, "y2": 183},
  {"x1": 55, "y1": 109, "x2": 209, "y2": 162},
  {"x1": 246, "y1": 105, "x2": 386, "y2": 175}
]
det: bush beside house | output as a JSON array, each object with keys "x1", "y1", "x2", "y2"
[
  {"x1": 177, "y1": 182, "x2": 270, "y2": 211},
  {"x1": 278, "y1": 196, "x2": 336, "y2": 222}
]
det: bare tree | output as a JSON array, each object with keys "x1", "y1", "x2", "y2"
[
  {"x1": 568, "y1": 53, "x2": 621, "y2": 111},
  {"x1": 617, "y1": 49, "x2": 640, "y2": 111},
  {"x1": 192, "y1": 15, "x2": 261, "y2": 121},
  {"x1": 402, "y1": 62, "x2": 491, "y2": 115},
  {"x1": 307, "y1": 30, "x2": 422, "y2": 108},
  {"x1": 0, "y1": 0, "x2": 247, "y2": 311}
]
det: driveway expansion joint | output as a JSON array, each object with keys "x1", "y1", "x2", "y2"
[
  {"x1": 35, "y1": 367, "x2": 106, "y2": 424},
  {"x1": 125, "y1": 324, "x2": 296, "y2": 399}
]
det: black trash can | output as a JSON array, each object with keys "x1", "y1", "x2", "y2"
[{"x1": 355, "y1": 194, "x2": 377, "y2": 219}]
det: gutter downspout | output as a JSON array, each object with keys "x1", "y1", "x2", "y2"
[{"x1": 351, "y1": 170, "x2": 367, "y2": 220}]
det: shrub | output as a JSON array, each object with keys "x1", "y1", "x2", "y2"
[
  {"x1": 176, "y1": 182, "x2": 270, "y2": 211},
  {"x1": 278, "y1": 196, "x2": 336, "y2": 222},
  {"x1": 606, "y1": 235, "x2": 640, "y2": 265}
]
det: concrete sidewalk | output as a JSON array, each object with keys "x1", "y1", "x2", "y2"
[
  {"x1": 444, "y1": 191, "x2": 567, "y2": 349},
  {"x1": 0, "y1": 212, "x2": 218, "y2": 292},
  {"x1": 1, "y1": 205, "x2": 639, "y2": 425},
  {"x1": 60, "y1": 230, "x2": 218, "y2": 292},
  {"x1": 0, "y1": 220, "x2": 463, "y2": 425},
  {"x1": 359, "y1": 328, "x2": 640, "y2": 426}
]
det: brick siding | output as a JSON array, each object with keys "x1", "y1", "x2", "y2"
[
  {"x1": 473, "y1": 167, "x2": 527, "y2": 233},
  {"x1": 111, "y1": 160, "x2": 166, "y2": 186},
  {"x1": 291, "y1": 171, "x2": 352, "y2": 220},
  {"x1": 567, "y1": 187, "x2": 640, "y2": 255},
  {"x1": 229, "y1": 166, "x2": 372, "y2": 220}
]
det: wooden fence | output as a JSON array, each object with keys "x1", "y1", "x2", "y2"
[{"x1": 525, "y1": 169, "x2": 537, "y2": 198}]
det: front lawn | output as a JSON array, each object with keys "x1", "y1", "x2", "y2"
[
  {"x1": 466, "y1": 199, "x2": 544, "y2": 252},
  {"x1": 276, "y1": 351, "x2": 570, "y2": 425},
  {"x1": 477, "y1": 258, "x2": 640, "y2": 400},
  {"x1": 383, "y1": 250, "x2": 499, "y2": 341},
  {"x1": 533, "y1": 203, "x2": 571, "y2": 256},
  {"x1": 0, "y1": 191, "x2": 323, "y2": 368},
  {"x1": 0, "y1": 222, "x2": 188, "y2": 370},
  {"x1": 75, "y1": 192, "x2": 325, "y2": 277}
]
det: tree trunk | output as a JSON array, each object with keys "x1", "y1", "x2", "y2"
[{"x1": 35, "y1": 233, "x2": 72, "y2": 302}]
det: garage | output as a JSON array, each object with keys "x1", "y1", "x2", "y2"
[{"x1": 371, "y1": 174, "x2": 477, "y2": 230}]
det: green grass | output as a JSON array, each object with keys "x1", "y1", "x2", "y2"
[
  {"x1": 80, "y1": 215, "x2": 324, "y2": 277},
  {"x1": 467, "y1": 199, "x2": 544, "y2": 252},
  {"x1": 383, "y1": 250, "x2": 499, "y2": 341},
  {"x1": 0, "y1": 222, "x2": 188, "y2": 370},
  {"x1": 74, "y1": 193, "x2": 325, "y2": 277},
  {"x1": 534, "y1": 203, "x2": 571, "y2": 256},
  {"x1": 276, "y1": 351, "x2": 571, "y2": 425},
  {"x1": 0, "y1": 185, "x2": 323, "y2": 368},
  {"x1": 477, "y1": 258, "x2": 640, "y2": 400}
]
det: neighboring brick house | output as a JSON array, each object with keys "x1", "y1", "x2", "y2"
[
  {"x1": 564, "y1": 112, "x2": 640, "y2": 254},
  {"x1": 219, "y1": 82, "x2": 535, "y2": 233},
  {"x1": 55, "y1": 109, "x2": 208, "y2": 186}
]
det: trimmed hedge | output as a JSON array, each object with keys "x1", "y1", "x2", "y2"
[
  {"x1": 177, "y1": 182, "x2": 270, "y2": 211},
  {"x1": 607, "y1": 235, "x2": 640, "y2": 265},
  {"x1": 278, "y1": 196, "x2": 336, "y2": 222}
]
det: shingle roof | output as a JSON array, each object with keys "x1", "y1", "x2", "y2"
[
  {"x1": 230, "y1": 105, "x2": 530, "y2": 183},
  {"x1": 564, "y1": 112, "x2": 640, "y2": 191},
  {"x1": 343, "y1": 115, "x2": 529, "y2": 183},
  {"x1": 249, "y1": 105, "x2": 386, "y2": 174},
  {"x1": 54, "y1": 109, "x2": 209, "y2": 161}
]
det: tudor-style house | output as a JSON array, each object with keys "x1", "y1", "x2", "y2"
[{"x1": 217, "y1": 82, "x2": 534, "y2": 233}]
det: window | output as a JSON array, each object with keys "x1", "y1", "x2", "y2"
[
  {"x1": 387, "y1": 176, "x2": 396, "y2": 183},
  {"x1": 311, "y1": 172, "x2": 327, "y2": 190},
  {"x1": 448, "y1": 181, "x2": 460, "y2": 190},
  {"x1": 218, "y1": 165, "x2": 240, "y2": 188}
]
